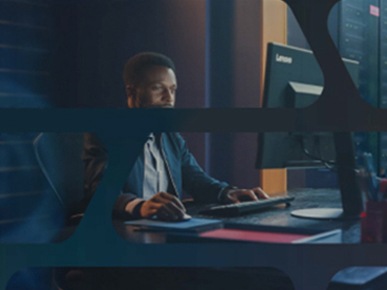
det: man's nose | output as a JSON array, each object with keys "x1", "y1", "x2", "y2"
[{"x1": 163, "y1": 89, "x2": 174, "y2": 101}]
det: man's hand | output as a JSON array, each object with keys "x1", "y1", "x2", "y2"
[
  {"x1": 224, "y1": 187, "x2": 270, "y2": 204},
  {"x1": 140, "y1": 192, "x2": 187, "y2": 221}
]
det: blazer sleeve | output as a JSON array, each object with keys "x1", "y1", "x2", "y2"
[{"x1": 174, "y1": 134, "x2": 231, "y2": 203}]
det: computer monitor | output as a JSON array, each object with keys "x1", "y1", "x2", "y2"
[{"x1": 256, "y1": 43, "x2": 363, "y2": 219}]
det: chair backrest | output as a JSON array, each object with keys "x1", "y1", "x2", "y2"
[{"x1": 33, "y1": 133, "x2": 84, "y2": 216}]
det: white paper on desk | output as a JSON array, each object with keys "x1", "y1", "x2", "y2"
[{"x1": 124, "y1": 218, "x2": 223, "y2": 231}]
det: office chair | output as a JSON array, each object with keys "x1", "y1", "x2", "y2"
[{"x1": 33, "y1": 133, "x2": 84, "y2": 225}]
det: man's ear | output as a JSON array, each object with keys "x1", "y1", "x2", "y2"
[
  {"x1": 127, "y1": 96, "x2": 134, "y2": 108},
  {"x1": 126, "y1": 85, "x2": 135, "y2": 108}
]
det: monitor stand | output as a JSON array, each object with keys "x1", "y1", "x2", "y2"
[
  {"x1": 291, "y1": 208, "x2": 348, "y2": 220},
  {"x1": 291, "y1": 133, "x2": 363, "y2": 221}
]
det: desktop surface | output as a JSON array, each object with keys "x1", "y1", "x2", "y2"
[{"x1": 114, "y1": 188, "x2": 360, "y2": 244}]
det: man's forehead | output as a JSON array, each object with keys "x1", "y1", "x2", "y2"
[{"x1": 142, "y1": 66, "x2": 177, "y2": 82}]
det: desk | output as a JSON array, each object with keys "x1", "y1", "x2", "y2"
[
  {"x1": 114, "y1": 188, "x2": 360, "y2": 244},
  {"x1": 50, "y1": 189, "x2": 387, "y2": 290}
]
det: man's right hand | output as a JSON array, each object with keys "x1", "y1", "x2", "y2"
[{"x1": 140, "y1": 192, "x2": 186, "y2": 221}]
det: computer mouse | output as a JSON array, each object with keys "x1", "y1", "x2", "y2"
[
  {"x1": 149, "y1": 213, "x2": 192, "y2": 222},
  {"x1": 182, "y1": 213, "x2": 192, "y2": 221},
  {"x1": 170, "y1": 213, "x2": 192, "y2": 222}
]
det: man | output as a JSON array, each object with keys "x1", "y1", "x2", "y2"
[{"x1": 83, "y1": 52, "x2": 269, "y2": 221}]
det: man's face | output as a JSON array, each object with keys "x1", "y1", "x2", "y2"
[{"x1": 128, "y1": 65, "x2": 177, "y2": 108}]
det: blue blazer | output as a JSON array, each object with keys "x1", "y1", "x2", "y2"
[{"x1": 83, "y1": 132, "x2": 229, "y2": 218}]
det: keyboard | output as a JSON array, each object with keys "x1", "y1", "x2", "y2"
[{"x1": 199, "y1": 196, "x2": 295, "y2": 216}]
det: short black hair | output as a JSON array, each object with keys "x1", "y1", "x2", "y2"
[{"x1": 123, "y1": 52, "x2": 176, "y2": 87}]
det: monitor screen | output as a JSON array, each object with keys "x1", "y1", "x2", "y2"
[{"x1": 256, "y1": 43, "x2": 362, "y2": 219}]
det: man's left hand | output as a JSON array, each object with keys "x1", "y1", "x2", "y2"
[{"x1": 224, "y1": 187, "x2": 270, "y2": 204}]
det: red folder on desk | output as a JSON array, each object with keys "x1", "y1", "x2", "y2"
[
  {"x1": 199, "y1": 229, "x2": 309, "y2": 243},
  {"x1": 198, "y1": 228, "x2": 342, "y2": 243}
]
